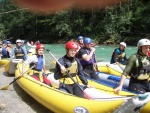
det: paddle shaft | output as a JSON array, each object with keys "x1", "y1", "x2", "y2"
[
  {"x1": 47, "y1": 50, "x2": 84, "y2": 90},
  {"x1": 9, "y1": 76, "x2": 21, "y2": 85},
  {"x1": 47, "y1": 49, "x2": 92, "y2": 99},
  {"x1": 93, "y1": 53, "x2": 100, "y2": 72},
  {"x1": 117, "y1": 63, "x2": 125, "y2": 71},
  {"x1": 0, "y1": 64, "x2": 35, "y2": 90},
  {"x1": 9, "y1": 64, "x2": 35, "y2": 85}
]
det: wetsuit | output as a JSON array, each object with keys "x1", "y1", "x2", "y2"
[
  {"x1": 110, "y1": 48, "x2": 128, "y2": 65},
  {"x1": 54, "y1": 55, "x2": 88, "y2": 98},
  {"x1": 123, "y1": 52, "x2": 150, "y2": 93}
]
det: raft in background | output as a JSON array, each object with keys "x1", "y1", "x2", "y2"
[
  {"x1": 96, "y1": 62, "x2": 109, "y2": 73},
  {"x1": 106, "y1": 63, "x2": 127, "y2": 76},
  {"x1": 14, "y1": 62, "x2": 150, "y2": 113},
  {"x1": 0, "y1": 58, "x2": 10, "y2": 66},
  {"x1": 94, "y1": 62, "x2": 125, "y2": 76}
]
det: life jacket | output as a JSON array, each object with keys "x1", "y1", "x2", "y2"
[
  {"x1": 15, "y1": 47, "x2": 24, "y2": 59},
  {"x1": 79, "y1": 48, "x2": 95, "y2": 66},
  {"x1": 28, "y1": 70, "x2": 44, "y2": 82},
  {"x1": 111, "y1": 48, "x2": 126, "y2": 63},
  {"x1": 59, "y1": 59, "x2": 80, "y2": 84},
  {"x1": 28, "y1": 70, "x2": 50, "y2": 85},
  {"x1": 30, "y1": 55, "x2": 44, "y2": 71},
  {"x1": 130, "y1": 54, "x2": 150, "y2": 80},
  {"x1": 29, "y1": 54, "x2": 48, "y2": 84},
  {"x1": 2, "y1": 47, "x2": 9, "y2": 58}
]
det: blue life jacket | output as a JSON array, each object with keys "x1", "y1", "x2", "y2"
[
  {"x1": 2, "y1": 47, "x2": 7, "y2": 56},
  {"x1": 30, "y1": 55, "x2": 44, "y2": 71},
  {"x1": 36, "y1": 56, "x2": 44, "y2": 71}
]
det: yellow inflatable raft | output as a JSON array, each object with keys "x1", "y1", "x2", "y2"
[
  {"x1": 0, "y1": 58, "x2": 10, "y2": 66},
  {"x1": 14, "y1": 63, "x2": 150, "y2": 113}
]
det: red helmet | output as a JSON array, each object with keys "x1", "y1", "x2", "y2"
[
  {"x1": 66, "y1": 41, "x2": 78, "y2": 50},
  {"x1": 36, "y1": 44, "x2": 45, "y2": 51}
]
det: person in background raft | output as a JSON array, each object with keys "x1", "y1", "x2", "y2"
[
  {"x1": 21, "y1": 40, "x2": 25, "y2": 46},
  {"x1": 35, "y1": 40, "x2": 41, "y2": 45},
  {"x1": 77, "y1": 36, "x2": 84, "y2": 50},
  {"x1": 77, "y1": 37, "x2": 100, "y2": 80},
  {"x1": 23, "y1": 44, "x2": 51, "y2": 85},
  {"x1": 114, "y1": 39, "x2": 150, "y2": 94},
  {"x1": 110, "y1": 42, "x2": 128, "y2": 65},
  {"x1": 31, "y1": 41, "x2": 35, "y2": 46},
  {"x1": 10, "y1": 39, "x2": 28, "y2": 61},
  {"x1": 54, "y1": 41, "x2": 93, "y2": 98},
  {"x1": 1, "y1": 41, "x2": 12, "y2": 58},
  {"x1": 75, "y1": 36, "x2": 84, "y2": 58},
  {"x1": 76, "y1": 36, "x2": 96, "y2": 51}
]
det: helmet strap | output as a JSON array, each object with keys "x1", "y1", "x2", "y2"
[{"x1": 138, "y1": 47, "x2": 145, "y2": 55}]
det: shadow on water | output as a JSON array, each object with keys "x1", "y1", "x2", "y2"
[{"x1": 13, "y1": 82, "x2": 53, "y2": 113}]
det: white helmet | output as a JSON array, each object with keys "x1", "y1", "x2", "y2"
[
  {"x1": 16, "y1": 39, "x2": 22, "y2": 43},
  {"x1": 120, "y1": 42, "x2": 126, "y2": 48},
  {"x1": 137, "y1": 39, "x2": 150, "y2": 47}
]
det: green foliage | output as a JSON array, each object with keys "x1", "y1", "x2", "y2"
[{"x1": 0, "y1": 0, "x2": 150, "y2": 45}]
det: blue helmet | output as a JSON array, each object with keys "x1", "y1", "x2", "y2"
[
  {"x1": 4, "y1": 41, "x2": 11, "y2": 44},
  {"x1": 77, "y1": 36, "x2": 83, "y2": 40},
  {"x1": 84, "y1": 37, "x2": 92, "y2": 44}
]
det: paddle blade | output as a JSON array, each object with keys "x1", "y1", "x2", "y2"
[
  {"x1": 0, "y1": 85, "x2": 10, "y2": 90},
  {"x1": 83, "y1": 91, "x2": 92, "y2": 100}
]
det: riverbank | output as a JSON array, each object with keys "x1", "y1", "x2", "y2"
[{"x1": 0, "y1": 66, "x2": 52, "y2": 113}]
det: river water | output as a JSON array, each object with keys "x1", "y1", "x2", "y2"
[{"x1": 27, "y1": 44, "x2": 137, "y2": 69}]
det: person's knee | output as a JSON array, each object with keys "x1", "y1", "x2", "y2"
[
  {"x1": 92, "y1": 73, "x2": 99, "y2": 80},
  {"x1": 129, "y1": 85, "x2": 146, "y2": 94}
]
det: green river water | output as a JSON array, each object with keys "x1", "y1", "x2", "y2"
[{"x1": 26, "y1": 44, "x2": 137, "y2": 70}]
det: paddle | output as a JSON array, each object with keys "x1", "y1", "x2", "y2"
[
  {"x1": 93, "y1": 53, "x2": 100, "y2": 72},
  {"x1": 116, "y1": 62, "x2": 125, "y2": 71},
  {"x1": 47, "y1": 49, "x2": 92, "y2": 99},
  {"x1": 0, "y1": 64, "x2": 35, "y2": 90}
]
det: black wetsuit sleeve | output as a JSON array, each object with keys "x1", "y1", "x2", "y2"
[
  {"x1": 54, "y1": 58, "x2": 64, "y2": 80},
  {"x1": 76, "y1": 58, "x2": 88, "y2": 85},
  {"x1": 78, "y1": 48, "x2": 87, "y2": 58}
]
